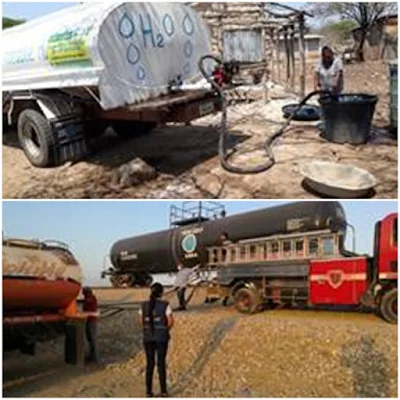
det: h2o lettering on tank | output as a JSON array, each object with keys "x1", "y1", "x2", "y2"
[{"x1": 117, "y1": 9, "x2": 196, "y2": 83}]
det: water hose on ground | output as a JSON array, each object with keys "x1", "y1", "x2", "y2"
[{"x1": 199, "y1": 55, "x2": 329, "y2": 174}]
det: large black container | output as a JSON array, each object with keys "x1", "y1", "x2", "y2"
[
  {"x1": 110, "y1": 202, "x2": 346, "y2": 274},
  {"x1": 319, "y1": 94, "x2": 378, "y2": 144}
]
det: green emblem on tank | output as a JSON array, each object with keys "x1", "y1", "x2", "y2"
[{"x1": 182, "y1": 234, "x2": 197, "y2": 253}]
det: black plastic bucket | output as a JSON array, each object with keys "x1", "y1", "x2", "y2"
[{"x1": 318, "y1": 94, "x2": 378, "y2": 144}]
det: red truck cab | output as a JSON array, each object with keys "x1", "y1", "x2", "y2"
[{"x1": 310, "y1": 213, "x2": 397, "y2": 323}]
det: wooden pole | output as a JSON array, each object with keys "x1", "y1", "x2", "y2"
[
  {"x1": 284, "y1": 26, "x2": 290, "y2": 84},
  {"x1": 289, "y1": 24, "x2": 296, "y2": 91},
  {"x1": 276, "y1": 28, "x2": 281, "y2": 83},
  {"x1": 262, "y1": 26, "x2": 269, "y2": 103},
  {"x1": 298, "y1": 14, "x2": 306, "y2": 97},
  {"x1": 269, "y1": 28, "x2": 275, "y2": 82}
]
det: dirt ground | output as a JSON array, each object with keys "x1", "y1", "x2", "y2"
[
  {"x1": 3, "y1": 288, "x2": 398, "y2": 398},
  {"x1": 2, "y1": 60, "x2": 397, "y2": 199}
]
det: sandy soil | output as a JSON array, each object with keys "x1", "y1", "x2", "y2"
[
  {"x1": 3, "y1": 288, "x2": 398, "y2": 398},
  {"x1": 2, "y1": 60, "x2": 397, "y2": 199}
]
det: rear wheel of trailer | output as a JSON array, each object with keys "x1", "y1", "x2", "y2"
[{"x1": 17, "y1": 109, "x2": 55, "y2": 167}]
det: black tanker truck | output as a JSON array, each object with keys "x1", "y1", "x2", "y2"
[{"x1": 103, "y1": 202, "x2": 347, "y2": 288}]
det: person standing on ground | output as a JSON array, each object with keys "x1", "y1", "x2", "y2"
[
  {"x1": 82, "y1": 286, "x2": 100, "y2": 364},
  {"x1": 314, "y1": 46, "x2": 344, "y2": 95},
  {"x1": 139, "y1": 283, "x2": 174, "y2": 398},
  {"x1": 174, "y1": 261, "x2": 200, "y2": 311}
]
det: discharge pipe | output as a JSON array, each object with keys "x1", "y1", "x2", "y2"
[{"x1": 199, "y1": 55, "x2": 330, "y2": 174}]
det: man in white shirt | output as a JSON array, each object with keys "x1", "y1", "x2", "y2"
[
  {"x1": 314, "y1": 46, "x2": 344, "y2": 95},
  {"x1": 173, "y1": 261, "x2": 200, "y2": 311}
]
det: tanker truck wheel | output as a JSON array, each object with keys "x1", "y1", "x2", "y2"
[
  {"x1": 18, "y1": 109, "x2": 55, "y2": 167},
  {"x1": 234, "y1": 287, "x2": 261, "y2": 315},
  {"x1": 110, "y1": 276, "x2": 121, "y2": 288},
  {"x1": 379, "y1": 288, "x2": 397, "y2": 324},
  {"x1": 111, "y1": 121, "x2": 156, "y2": 140}
]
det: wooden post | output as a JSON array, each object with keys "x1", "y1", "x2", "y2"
[
  {"x1": 283, "y1": 26, "x2": 290, "y2": 84},
  {"x1": 261, "y1": 26, "x2": 269, "y2": 103},
  {"x1": 269, "y1": 28, "x2": 275, "y2": 82},
  {"x1": 64, "y1": 318, "x2": 85, "y2": 365},
  {"x1": 217, "y1": 16, "x2": 223, "y2": 57},
  {"x1": 298, "y1": 14, "x2": 306, "y2": 97},
  {"x1": 276, "y1": 28, "x2": 281, "y2": 83},
  {"x1": 289, "y1": 24, "x2": 296, "y2": 91}
]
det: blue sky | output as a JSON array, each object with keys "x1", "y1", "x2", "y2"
[
  {"x1": 2, "y1": 201, "x2": 397, "y2": 285},
  {"x1": 2, "y1": 2, "x2": 307, "y2": 20}
]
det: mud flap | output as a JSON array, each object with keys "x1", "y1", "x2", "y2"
[
  {"x1": 64, "y1": 318, "x2": 85, "y2": 365},
  {"x1": 50, "y1": 115, "x2": 88, "y2": 165}
]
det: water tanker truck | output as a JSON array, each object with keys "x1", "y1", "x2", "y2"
[
  {"x1": 105, "y1": 201, "x2": 398, "y2": 323},
  {"x1": 3, "y1": 238, "x2": 87, "y2": 363},
  {"x1": 105, "y1": 201, "x2": 347, "y2": 287},
  {"x1": 2, "y1": 2, "x2": 221, "y2": 167}
]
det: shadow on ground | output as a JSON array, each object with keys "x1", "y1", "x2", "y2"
[{"x1": 3, "y1": 124, "x2": 249, "y2": 177}]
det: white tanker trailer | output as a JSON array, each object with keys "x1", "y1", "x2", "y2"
[{"x1": 2, "y1": 2, "x2": 220, "y2": 167}]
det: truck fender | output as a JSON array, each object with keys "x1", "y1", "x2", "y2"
[{"x1": 7, "y1": 93, "x2": 81, "y2": 123}]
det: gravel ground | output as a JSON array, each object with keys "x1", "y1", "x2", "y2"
[{"x1": 3, "y1": 288, "x2": 398, "y2": 398}]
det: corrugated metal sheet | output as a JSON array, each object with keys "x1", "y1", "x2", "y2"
[{"x1": 223, "y1": 30, "x2": 263, "y2": 62}]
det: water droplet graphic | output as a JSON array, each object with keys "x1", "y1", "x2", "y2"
[
  {"x1": 119, "y1": 13, "x2": 135, "y2": 39},
  {"x1": 127, "y1": 43, "x2": 141, "y2": 65},
  {"x1": 162, "y1": 14, "x2": 175, "y2": 37},
  {"x1": 184, "y1": 40, "x2": 193, "y2": 58},
  {"x1": 137, "y1": 66, "x2": 146, "y2": 81},
  {"x1": 182, "y1": 13, "x2": 195, "y2": 36},
  {"x1": 183, "y1": 62, "x2": 191, "y2": 75}
]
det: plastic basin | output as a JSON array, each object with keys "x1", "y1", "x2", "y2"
[{"x1": 300, "y1": 161, "x2": 377, "y2": 198}]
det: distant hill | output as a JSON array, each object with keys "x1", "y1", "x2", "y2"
[{"x1": 2, "y1": 17, "x2": 25, "y2": 29}]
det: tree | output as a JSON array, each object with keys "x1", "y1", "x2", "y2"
[
  {"x1": 307, "y1": 2, "x2": 398, "y2": 61},
  {"x1": 321, "y1": 20, "x2": 358, "y2": 48},
  {"x1": 2, "y1": 17, "x2": 25, "y2": 29}
]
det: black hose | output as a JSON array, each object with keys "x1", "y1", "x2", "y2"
[{"x1": 199, "y1": 54, "x2": 329, "y2": 174}]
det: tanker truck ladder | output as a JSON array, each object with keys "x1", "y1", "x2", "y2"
[
  {"x1": 206, "y1": 228, "x2": 345, "y2": 268},
  {"x1": 170, "y1": 201, "x2": 227, "y2": 228}
]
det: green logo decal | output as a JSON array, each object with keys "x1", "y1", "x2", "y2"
[
  {"x1": 46, "y1": 26, "x2": 94, "y2": 66},
  {"x1": 182, "y1": 234, "x2": 197, "y2": 253}
]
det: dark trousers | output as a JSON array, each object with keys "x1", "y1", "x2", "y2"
[
  {"x1": 85, "y1": 319, "x2": 99, "y2": 362},
  {"x1": 177, "y1": 288, "x2": 186, "y2": 308},
  {"x1": 144, "y1": 341, "x2": 169, "y2": 395}
]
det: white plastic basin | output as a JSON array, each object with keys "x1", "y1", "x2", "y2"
[{"x1": 300, "y1": 161, "x2": 377, "y2": 198}]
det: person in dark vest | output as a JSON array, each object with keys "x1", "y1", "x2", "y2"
[
  {"x1": 139, "y1": 283, "x2": 174, "y2": 397},
  {"x1": 82, "y1": 286, "x2": 100, "y2": 363}
]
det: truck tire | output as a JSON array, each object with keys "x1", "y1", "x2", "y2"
[
  {"x1": 234, "y1": 287, "x2": 261, "y2": 315},
  {"x1": 111, "y1": 121, "x2": 156, "y2": 139},
  {"x1": 18, "y1": 109, "x2": 54, "y2": 167},
  {"x1": 110, "y1": 276, "x2": 121, "y2": 288},
  {"x1": 379, "y1": 288, "x2": 397, "y2": 324}
]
